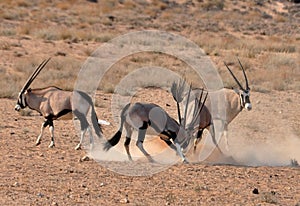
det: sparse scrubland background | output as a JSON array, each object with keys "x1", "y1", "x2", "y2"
[{"x1": 0, "y1": 0, "x2": 299, "y2": 205}]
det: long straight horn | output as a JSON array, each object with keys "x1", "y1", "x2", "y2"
[
  {"x1": 182, "y1": 84, "x2": 192, "y2": 128},
  {"x1": 195, "y1": 89, "x2": 208, "y2": 130},
  {"x1": 190, "y1": 88, "x2": 208, "y2": 129},
  {"x1": 193, "y1": 88, "x2": 203, "y2": 118},
  {"x1": 237, "y1": 58, "x2": 249, "y2": 90},
  {"x1": 20, "y1": 58, "x2": 51, "y2": 93},
  {"x1": 171, "y1": 80, "x2": 186, "y2": 125},
  {"x1": 224, "y1": 61, "x2": 245, "y2": 91},
  {"x1": 198, "y1": 91, "x2": 208, "y2": 119}
]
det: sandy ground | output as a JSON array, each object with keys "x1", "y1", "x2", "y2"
[
  {"x1": 0, "y1": 0, "x2": 299, "y2": 205},
  {"x1": 0, "y1": 88, "x2": 299, "y2": 205}
]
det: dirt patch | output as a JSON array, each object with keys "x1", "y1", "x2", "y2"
[{"x1": 1, "y1": 88, "x2": 299, "y2": 205}]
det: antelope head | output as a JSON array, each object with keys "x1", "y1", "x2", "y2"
[
  {"x1": 15, "y1": 58, "x2": 51, "y2": 111},
  {"x1": 224, "y1": 58, "x2": 252, "y2": 111},
  {"x1": 171, "y1": 80, "x2": 208, "y2": 152}
]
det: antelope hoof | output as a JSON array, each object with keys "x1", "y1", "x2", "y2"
[
  {"x1": 36, "y1": 141, "x2": 41, "y2": 146},
  {"x1": 48, "y1": 142, "x2": 55, "y2": 148},
  {"x1": 182, "y1": 159, "x2": 189, "y2": 164},
  {"x1": 75, "y1": 144, "x2": 81, "y2": 150}
]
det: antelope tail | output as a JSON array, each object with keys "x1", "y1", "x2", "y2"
[
  {"x1": 78, "y1": 90, "x2": 103, "y2": 137},
  {"x1": 103, "y1": 103, "x2": 130, "y2": 151}
]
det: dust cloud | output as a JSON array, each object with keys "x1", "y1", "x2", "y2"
[
  {"x1": 215, "y1": 120, "x2": 300, "y2": 167},
  {"x1": 87, "y1": 135, "x2": 182, "y2": 176},
  {"x1": 229, "y1": 132, "x2": 300, "y2": 167},
  {"x1": 83, "y1": 119, "x2": 299, "y2": 175}
]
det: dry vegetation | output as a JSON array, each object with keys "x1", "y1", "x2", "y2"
[
  {"x1": 0, "y1": 0, "x2": 299, "y2": 97},
  {"x1": 0, "y1": 0, "x2": 299, "y2": 205}
]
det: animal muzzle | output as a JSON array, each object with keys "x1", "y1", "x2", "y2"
[
  {"x1": 15, "y1": 104, "x2": 21, "y2": 111},
  {"x1": 245, "y1": 103, "x2": 252, "y2": 111}
]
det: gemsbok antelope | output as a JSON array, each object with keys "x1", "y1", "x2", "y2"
[
  {"x1": 103, "y1": 80, "x2": 208, "y2": 163},
  {"x1": 15, "y1": 58, "x2": 104, "y2": 150},
  {"x1": 191, "y1": 59, "x2": 252, "y2": 151}
]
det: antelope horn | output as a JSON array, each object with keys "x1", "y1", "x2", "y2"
[
  {"x1": 198, "y1": 91, "x2": 208, "y2": 124},
  {"x1": 192, "y1": 88, "x2": 203, "y2": 119},
  {"x1": 196, "y1": 91, "x2": 208, "y2": 131},
  {"x1": 224, "y1": 61, "x2": 245, "y2": 91},
  {"x1": 237, "y1": 58, "x2": 249, "y2": 90},
  {"x1": 171, "y1": 80, "x2": 186, "y2": 125},
  {"x1": 189, "y1": 88, "x2": 208, "y2": 129},
  {"x1": 20, "y1": 58, "x2": 51, "y2": 93},
  {"x1": 182, "y1": 84, "x2": 192, "y2": 128}
]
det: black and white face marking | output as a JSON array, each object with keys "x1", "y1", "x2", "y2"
[
  {"x1": 240, "y1": 90, "x2": 252, "y2": 111},
  {"x1": 15, "y1": 92, "x2": 27, "y2": 111}
]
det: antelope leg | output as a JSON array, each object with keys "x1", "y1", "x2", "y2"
[
  {"x1": 124, "y1": 123, "x2": 133, "y2": 161},
  {"x1": 136, "y1": 141, "x2": 154, "y2": 163},
  {"x1": 48, "y1": 124, "x2": 55, "y2": 148},
  {"x1": 87, "y1": 127, "x2": 94, "y2": 150},
  {"x1": 74, "y1": 110, "x2": 90, "y2": 150},
  {"x1": 75, "y1": 128, "x2": 87, "y2": 150},
  {"x1": 36, "y1": 120, "x2": 48, "y2": 146},
  {"x1": 124, "y1": 137, "x2": 132, "y2": 161},
  {"x1": 136, "y1": 123, "x2": 154, "y2": 162},
  {"x1": 194, "y1": 129, "x2": 204, "y2": 151}
]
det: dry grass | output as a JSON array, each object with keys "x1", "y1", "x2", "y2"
[
  {"x1": 98, "y1": 52, "x2": 205, "y2": 94},
  {"x1": 260, "y1": 192, "x2": 278, "y2": 204},
  {"x1": 201, "y1": 0, "x2": 225, "y2": 11},
  {"x1": 252, "y1": 53, "x2": 299, "y2": 91},
  {"x1": 193, "y1": 33, "x2": 297, "y2": 58},
  {"x1": 0, "y1": 75, "x2": 21, "y2": 98},
  {"x1": 5, "y1": 57, "x2": 82, "y2": 97},
  {"x1": 0, "y1": 0, "x2": 299, "y2": 98},
  {"x1": 0, "y1": 40, "x2": 11, "y2": 50}
]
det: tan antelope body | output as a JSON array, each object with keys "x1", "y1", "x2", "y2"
[
  {"x1": 15, "y1": 58, "x2": 103, "y2": 149},
  {"x1": 103, "y1": 81, "x2": 208, "y2": 163},
  {"x1": 187, "y1": 59, "x2": 252, "y2": 151}
]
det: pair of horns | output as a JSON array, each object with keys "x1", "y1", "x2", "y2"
[
  {"x1": 171, "y1": 80, "x2": 207, "y2": 129},
  {"x1": 224, "y1": 58, "x2": 249, "y2": 91},
  {"x1": 20, "y1": 58, "x2": 51, "y2": 93}
]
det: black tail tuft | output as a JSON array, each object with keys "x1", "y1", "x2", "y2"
[
  {"x1": 103, "y1": 103, "x2": 130, "y2": 151},
  {"x1": 103, "y1": 130, "x2": 122, "y2": 151}
]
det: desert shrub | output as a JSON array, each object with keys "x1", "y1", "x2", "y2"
[
  {"x1": 261, "y1": 192, "x2": 278, "y2": 204},
  {"x1": 0, "y1": 74, "x2": 21, "y2": 98},
  {"x1": 201, "y1": 0, "x2": 224, "y2": 10},
  {"x1": 0, "y1": 40, "x2": 11, "y2": 50}
]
